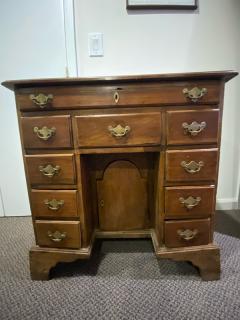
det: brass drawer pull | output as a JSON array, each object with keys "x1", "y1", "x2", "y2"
[
  {"x1": 177, "y1": 229, "x2": 198, "y2": 241},
  {"x1": 181, "y1": 160, "x2": 204, "y2": 174},
  {"x1": 39, "y1": 164, "x2": 61, "y2": 178},
  {"x1": 33, "y1": 126, "x2": 56, "y2": 141},
  {"x1": 114, "y1": 92, "x2": 120, "y2": 103},
  {"x1": 108, "y1": 124, "x2": 130, "y2": 138},
  {"x1": 182, "y1": 87, "x2": 207, "y2": 102},
  {"x1": 29, "y1": 93, "x2": 53, "y2": 108},
  {"x1": 44, "y1": 199, "x2": 64, "y2": 211},
  {"x1": 179, "y1": 196, "x2": 201, "y2": 210},
  {"x1": 182, "y1": 121, "x2": 206, "y2": 136},
  {"x1": 47, "y1": 230, "x2": 66, "y2": 242}
]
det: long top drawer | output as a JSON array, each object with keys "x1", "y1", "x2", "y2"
[{"x1": 15, "y1": 81, "x2": 220, "y2": 111}]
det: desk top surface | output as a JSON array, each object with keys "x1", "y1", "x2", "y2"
[{"x1": 2, "y1": 70, "x2": 238, "y2": 91}]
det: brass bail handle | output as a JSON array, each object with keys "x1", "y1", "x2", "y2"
[
  {"x1": 177, "y1": 229, "x2": 198, "y2": 241},
  {"x1": 39, "y1": 164, "x2": 61, "y2": 178},
  {"x1": 182, "y1": 121, "x2": 206, "y2": 136},
  {"x1": 29, "y1": 93, "x2": 53, "y2": 108},
  {"x1": 108, "y1": 124, "x2": 131, "y2": 138},
  {"x1": 33, "y1": 126, "x2": 56, "y2": 141},
  {"x1": 47, "y1": 230, "x2": 66, "y2": 242},
  {"x1": 44, "y1": 199, "x2": 65, "y2": 211},
  {"x1": 181, "y1": 160, "x2": 204, "y2": 174},
  {"x1": 179, "y1": 196, "x2": 201, "y2": 210},
  {"x1": 182, "y1": 87, "x2": 207, "y2": 102}
]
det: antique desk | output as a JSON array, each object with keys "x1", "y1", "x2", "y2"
[{"x1": 2, "y1": 71, "x2": 237, "y2": 280}]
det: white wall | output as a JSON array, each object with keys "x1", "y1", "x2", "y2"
[
  {"x1": 74, "y1": 0, "x2": 240, "y2": 209},
  {"x1": 0, "y1": 0, "x2": 71, "y2": 216}
]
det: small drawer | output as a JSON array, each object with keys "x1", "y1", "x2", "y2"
[
  {"x1": 16, "y1": 81, "x2": 220, "y2": 111},
  {"x1": 31, "y1": 190, "x2": 78, "y2": 218},
  {"x1": 35, "y1": 220, "x2": 81, "y2": 249},
  {"x1": 165, "y1": 186, "x2": 215, "y2": 219},
  {"x1": 25, "y1": 154, "x2": 76, "y2": 186},
  {"x1": 164, "y1": 219, "x2": 210, "y2": 248},
  {"x1": 165, "y1": 149, "x2": 218, "y2": 182},
  {"x1": 21, "y1": 115, "x2": 72, "y2": 149},
  {"x1": 75, "y1": 112, "x2": 162, "y2": 147},
  {"x1": 17, "y1": 86, "x2": 118, "y2": 111},
  {"x1": 166, "y1": 109, "x2": 220, "y2": 145}
]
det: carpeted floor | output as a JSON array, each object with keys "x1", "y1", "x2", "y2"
[{"x1": 0, "y1": 214, "x2": 240, "y2": 320}]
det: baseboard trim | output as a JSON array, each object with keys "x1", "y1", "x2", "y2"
[{"x1": 216, "y1": 198, "x2": 239, "y2": 210}]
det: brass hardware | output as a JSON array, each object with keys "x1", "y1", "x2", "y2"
[
  {"x1": 182, "y1": 121, "x2": 206, "y2": 136},
  {"x1": 29, "y1": 93, "x2": 53, "y2": 108},
  {"x1": 177, "y1": 229, "x2": 198, "y2": 241},
  {"x1": 39, "y1": 164, "x2": 61, "y2": 178},
  {"x1": 44, "y1": 199, "x2": 64, "y2": 211},
  {"x1": 181, "y1": 160, "x2": 204, "y2": 174},
  {"x1": 108, "y1": 124, "x2": 131, "y2": 138},
  {"x1": 33, "y1": 126, "x2": 56, "y2": 141},
  {"x1": 100, "y1": 200, "x2": 104, "y2": 207},
  {"x1": 114, "y1": 92, "x2": 120, "y2": 103},
  {"x1": 182, "y1": 87, "x2": 207, "y2": 102},
  {"x1": 179, "y1": 196, "x2": 201, "y2": 210},
  {"x1": 47, "y1": 230, "x2": 66, "y2": 242}
]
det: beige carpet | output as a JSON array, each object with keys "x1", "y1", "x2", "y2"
[{"x1": 0, "y1": 216, "x2": 240, "y2": 320}]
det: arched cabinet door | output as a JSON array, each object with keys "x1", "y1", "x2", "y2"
[{"x1": 97, "y1": 160, "x2": 149, "y2": 231}]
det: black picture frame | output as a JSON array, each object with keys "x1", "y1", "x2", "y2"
[{"x1": 127, "y1": 0, "x2": 197, "y2": 10}]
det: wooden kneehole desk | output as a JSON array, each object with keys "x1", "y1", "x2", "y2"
[{"x1": 2, "y1": 71, "x2": 237, "y2": 280}]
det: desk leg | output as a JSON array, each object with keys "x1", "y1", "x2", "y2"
[
  {"x1": 29, "y1": 246, "x2": 92, "y2": 280},
  {"x1": 153, "y1": 237, "x2": 220, "y2": 281}
]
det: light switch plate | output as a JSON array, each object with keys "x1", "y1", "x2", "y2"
[{"x1": 88, "y1": 33, "x2": 104, "y2": 57}]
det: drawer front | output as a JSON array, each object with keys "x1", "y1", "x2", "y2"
[
  {"x1": 75, "y1": 112, "x2": 162, "y2": 147},
  {"x1": 35, "y1": 220, "x2": 81, "y2": 249},
  {"x1": 31, "y1": 190, "x2": 78, "y2": 218},
  {"x1": 164, "y1": 219, "x2": 210, "y2": 248},
  {"x1": 166, "y1": 109, "x2": 220, "y2": 145},
  {"x1": 16, "y1": 81, "x2": 220, "y2": 111},
  {"x1": 21, "y1": 115, "x2": 72, "y2": 149},
  {"x1": 25, "y1": 154, "x2": 76, "y2": 185},
  {"x1": 165, "y1": 149, "x2": 218, "y2": 182},
  {"x1": 165, "y1": 186, "x2": 215, "y2": 218}
]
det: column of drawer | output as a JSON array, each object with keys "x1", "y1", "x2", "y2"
[
  {"x1": 164, "y1": 109, "x2": 220, "y2": 248},
  {"x1": 21, "y1": 115, "x2": 81, "y2": 249}
]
